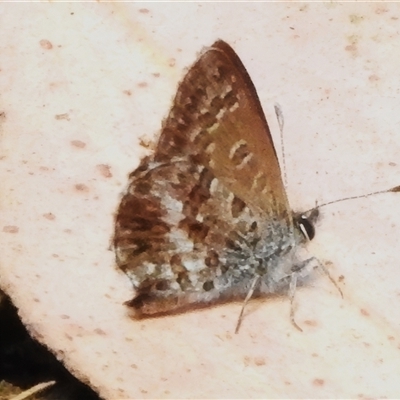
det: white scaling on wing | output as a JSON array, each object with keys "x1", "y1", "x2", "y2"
[
  {"x1": 168, "y1": 227, "x2": 194, "y2": 253},
  {"x1": 229, "y1": 102, "x2": 239, "y2": 113},
  {"x1": 235, "y1": 152, "x2": 253, "y2": 170},
  {"x1": 221, "y1": 84, "x2": 233, "y2": 96},
  {"x1": 209, "y1": 177, "x2": 220, "y2": 195},
  {"x1": 160, "y1": 194, "x2": 184, "y2": 225},
  {"x1": 196, "y1": 213, "x2": 204, "y2": 222},
  {"x1": 182, "y1": 256, "x2": 206, "y2": 273},
  {"x1": 229, "y1": 139, "x2": 247, "y2": 160},
  {"x1": 208, "y1": 121, "x2": 220, "y2": 134},
  {"x1": 127, "y1": 262, "x2": 157, "y2": 287},
  {"x1": 261, "y1": 185, "x2": 270, "y2": 196},
  {"x1": 205, "y1": 142, "x2": 216, "y2": 154},
  {"x1": 215, "y1": 107, "x2": 226, "y2": 122},
  {"x1": 188, "y1": 126, "x2": 202, "y2": 142},
  {"x1": 226, "y1": 192, "x2": 235, "y2": 205},
  {"x1": 251, "y1": 171, "x2": 265, "y2": 191}
]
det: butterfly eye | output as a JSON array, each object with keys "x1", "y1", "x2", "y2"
[{"x1": 298, "y1": 215, "x2": 315, "y2": 241}]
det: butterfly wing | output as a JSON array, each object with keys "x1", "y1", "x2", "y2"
[
  {"x1": 114, "y1": 40, "x2": 298, "y2": 316},
  {"x1": 156, "y1": 40, "x2": 291, "y2": 220}
]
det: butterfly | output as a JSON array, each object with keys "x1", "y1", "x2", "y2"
[{"x1": 113, "y1": 40, "x2": 397, "y2": 332}]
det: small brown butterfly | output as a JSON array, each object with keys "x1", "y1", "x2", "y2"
[{"x1": 114, "y1": 40, "x2": 399, "y2": 332}]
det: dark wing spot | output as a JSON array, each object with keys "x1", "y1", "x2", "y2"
[
  {"x1": 205, "y1": 250, "x2": 219, "y2": 268},
  {"x1": 177, "y1": 270, "x2": 190, "y2": 290},
  {"x1": 231, "y1": 195, "x2": 246, "y2": 218},
  {"x1": 222, "y1": 90, "x2": 238, "y2": 108},
  {"x1": 203, "y1": 281, "x2": 214, "y2": 291},
  {"x1": 155, "y1": 281, "x2": 171, "y2": 291},
  {"x1": 179, "y1": 217, "x2": 209, "y2": 242}
]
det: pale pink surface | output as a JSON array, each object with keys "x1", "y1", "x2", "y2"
[{"x1": 1, "y1": 3, "x2": 400, "y2": 399}]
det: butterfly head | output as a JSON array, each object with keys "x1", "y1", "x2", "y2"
[{"x1": 294, "y1": 208, "x2": 320, "y2": 242}]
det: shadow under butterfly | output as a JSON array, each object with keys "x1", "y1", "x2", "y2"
[{"x1": 113, "y1": 40, "x2": 400, "y2": 333}]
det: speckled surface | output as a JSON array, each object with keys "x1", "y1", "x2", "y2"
[{"x1": 1, "y1": 3, "x2": 400, "y2": 399}]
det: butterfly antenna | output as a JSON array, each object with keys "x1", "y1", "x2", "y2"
[
  {"x1": 274, "y1": 103, "x2": 288, "y2": 188},
  {"x1": 305, "y1": 185, "x2": 400, "y2": 214}
]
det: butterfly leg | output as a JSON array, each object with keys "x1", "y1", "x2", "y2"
[
  {"x1": 317, "y1": 261, "x2": 343, "y2": 298},
  {"x1": 288, "y1": 257, "x2": 321, "y2": 331},
  {"x1": 235, "y1": 275, "x2": 260, "y2": 334},
  {"x1": 289, "y1": 257, "x2": 343, "y2": 331}
]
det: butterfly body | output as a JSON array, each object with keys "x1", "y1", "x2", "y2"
[{"x1": 114, "y1": 40, "x2": 317, "y2": 320}]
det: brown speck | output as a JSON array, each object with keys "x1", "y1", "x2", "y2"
[
  {"x1": 138, "y1": 82, "x2": 148, "y2": 88},
  {"x1": 363, "y1": 342, "x2": 370, "y2": 348},
  {"x1": 360, "y1": 308, "x2": 370, "y2": 317},
  {"x1": 52, "y1": 254, "x2": 59, "y2": 258},
  {"x1": 389, "y1": 162, "x2": 397, "y2": 167},
  {"x1": 55, "y1": 113, "x2": 70, "y2": 121},
  {"x1": 71, "y1": 140, "x2": 86, "y2": 149},
  {"x1": 304, "y1": 319, "x2": 318, "y2": 327},
  {"x1": 349, "y1": 14, "x2": 364, "y2": 24},
  {"x1": 152, "y1": 72, "x2": 160, "y2": 78},
  {"x1": 375, "y1": 7, "x2": 388, "y2": 14},
  {"x1": 140, "y1": 389, "x2": 148, "y2": 394},
  {"x1": 75, "y1": 183, "x2": 89, "y2": 192},
  {"x1": 123, "y1": 90, "x2": 132, "y2": 96},
  {"x1": 312, "y1": 352, "x2": 319, "y2": 357},
  {"x1": 139, "y1": 8, "x2": 150, "y2": 13},
  {"x1": 254, "y1": 357, "x2": 266, "y2": 366},
  {"x1": 388, "y1": 336, "x2": 395, "y2": 341},
  {"x1": 60, "y1": 314, "x2": 70, "y2": 320},
  {"x1": 168, "y1": 58, "x2": 176, "y2": 67},
  {"x1": 345, "y1": 44, "x2": 357, "y2": 52},
  {"x1": 33, "y1": 298, "x2": 40, "y2": 303},
  {"x1": 139, "y1": 137, "x2": 152, "y2": 149},
  {"x1": 65, "y1": 333, "x2": 73, "y2": 341},
  {"x1": 313, "y1": 378, "x2": 325, "y2": 387},
  {"x1": 40, "y1": 39, "x2": 53, "y2": 50},
  {"x1": 3, "y1": 225, "x2": 19, "y2": 233},
  {"x1": 94, "y1": 328, "x2": 107, "y2": 336},
  {"x1": 369, "y1": 74, "x2": 380, "y2": 82},
  {"x1": 130, "y1": 363, "x2": 138, "y2": 369},
  {"x1": 43, "y1": 212, "x2": 56, "y2": 220},
  {"x1": 96, "y1": 164, "x2": 112, "y2": 178},
  {"x1": 338, "y1": 275, "x2": 345, "y2": 282}
]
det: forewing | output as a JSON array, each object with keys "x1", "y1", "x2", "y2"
[{"x1": 156, "y1": 40, "x2": 291, "y2": 221}]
